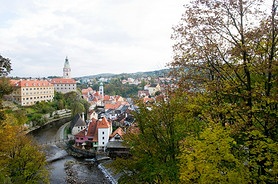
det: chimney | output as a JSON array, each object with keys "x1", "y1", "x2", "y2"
[{"x1": 82, "y1": 112, "x2": 85, "y2": 122}]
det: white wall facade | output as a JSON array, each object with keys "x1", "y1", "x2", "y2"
[{"x1": 98, "y1": 127, "x2": 110, "y2": 148}]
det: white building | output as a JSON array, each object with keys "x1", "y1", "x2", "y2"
[
  {"x1": 51, "y1": 57, "x2": 77, "y2": 94},
  {"x1": 97, "y1": 117, "x2": 112, "y2": 149}
]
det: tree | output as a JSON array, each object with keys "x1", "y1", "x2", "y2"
[
  {"x1": 80, "y1": 99, "x2": 90, "y2": 120},
  {"x1": 179, "y1": 124, "x2": 250, "y2": 183},
  {"x1": 111, "y1": 94, "x2": 204, "y2": 183},
  {"x1": 171, "y1": 0, "x2": 278, "y2": 182},
  {"x1": 0, "y1": 124, "x2": 50, "y2": 183},
  {"x1": 71, "y1": 101, "x2": 85, "y2": 117},
  {"x1": 0, "y1": 55, "x2": 13, "y2": 124},
  {"x1": 0, "y1": 55, "x2": 12, "y2": 77}
]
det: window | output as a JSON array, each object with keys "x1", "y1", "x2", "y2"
[
  {"x1": 102, "y1": 137, "x2": 104, "y2": 140},
  {"x1": 102, "y1": 142, "x2": 104, "y2": 145},
  {"x1": 76, "y1": 137, "x2": 79, "y2": 139},
  {"x1": 88, "y1": 138, "x2": 93, "y2": 140},
  {"x1": 81, "y1": 138, "x2": 83, "y2": 140},
  {"x1": 102, "y1": 132, "x2": 104, "y2": 135}
]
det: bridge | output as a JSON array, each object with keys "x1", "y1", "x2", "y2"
[{"x1": 41, "y1": 137, "x2": 75, "y2": 146}]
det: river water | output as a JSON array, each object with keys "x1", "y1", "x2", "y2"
[{"x1": 30, "y1": 120, "x2": 110, "y2": 184}]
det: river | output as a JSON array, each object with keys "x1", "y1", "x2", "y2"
[{"x1": 29, "y1": 120, "x2": 110, "y2": 184}]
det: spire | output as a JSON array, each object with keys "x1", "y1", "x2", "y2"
[{"x1": 63, "y1": 56, "x2": 71, "y2": 79}]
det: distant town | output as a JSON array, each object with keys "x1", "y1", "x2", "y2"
[{"x1": 4, "y1": 57, "x2": 177, "y2": 156}]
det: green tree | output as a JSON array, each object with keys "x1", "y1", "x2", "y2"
[
  {"x1": 71, "y1": 101, "x2": 85, "y2": 117},
  {"x1": 111, "y1": 94, "x2": 203, "y2": 183},
  {"x1": 0, "y1": 55, "x2": 12, "y2": 77},
  {"x1": 179, "y1": 124, "x2": 250, "y2": 183},
  {"x1": 80, "y1": 99, "x2": 90, "y2": 120}
]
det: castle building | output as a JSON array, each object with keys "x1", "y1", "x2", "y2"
[
  {"x1": 63, "y1": 57, "x2": 71, "y2": 79},
  {"x1": 51, "y1": 57, "x2": 76, "y2": 94},
  {"x1": 10, "y1": 80, "x2": 54, "y2": 106}
]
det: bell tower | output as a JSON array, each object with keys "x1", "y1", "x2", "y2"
[
  {"x1": 63, "y1": 57, "x2": 71, "y2": 79},
  {"x1": 99, "y1": 82, "x2": 104, "y2": 99}
]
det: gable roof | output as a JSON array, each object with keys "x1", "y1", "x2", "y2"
[
  {"x1": 75, "y1": 129, "x2": 86, "y2": 137},
  {"x1": 70, "y1": 113, "x2": 81, "y2": 130},
  {"x1": 51, "y1": 78, "x2": 76, "y2": 84},
  {"x1": 72, "y1": 114, "x2": 86, "y2": 127},
  {"x1": 103, "y1": 95, "x2": 110, "y2": 101},
  {"x1": 86, "y1": 118, "x2": 97, "y2": 137},
  {"x1": 105, "y1": 103, "x2": 121, "y2": 110},
  {"x1": 110, "y1": 127, "x2": 125, "y2": 139},
  {"x1": 98, "y1": 117, "x2": 111, "y2": 128}
]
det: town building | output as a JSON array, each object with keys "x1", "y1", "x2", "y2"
[
  {"x1": 74, "y1": 116, "x2": 112, "y2": 150},
  {"x1": 51, "y1": 57, "x2": 76, "y2": 94},
  {"x1": 10, "y1": 79, "x2": 54, "y2": 106},
  {"x1": 70, "y1": 113, "x2": 87, "y2": 135},
  {"x1": 148, "y1": 83, "x2": 161, "y2": 96},
  {"x1": 51, "y1": 78, "x2": 76, "y2": 94}
]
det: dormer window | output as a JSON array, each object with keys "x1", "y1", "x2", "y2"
[
  {"x1": 33, "y1": 83, "x2": 35, "y2": 86},
  {"x1": 25, "y1": 83, "x2": 28, "y2": 86}
]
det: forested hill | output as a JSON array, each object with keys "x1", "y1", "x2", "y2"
[{"x1": 78, "y1": 68, "x2": 170, "y2": 79}]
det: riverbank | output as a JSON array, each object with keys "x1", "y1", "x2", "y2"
[
  {"x1": 26, "y1": 115, "x2": 71, "y2": 134},
  {"x1": 56, "y1": 121, "x2": 120, "y2": 183}
]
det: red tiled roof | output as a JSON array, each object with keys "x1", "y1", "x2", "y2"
[
  {"x1": 75, "y1": 129, "x2": 86, "y2": 137},
  {"x1": 105, "y1": 103, "x2": 121, "y2": 110},
  {"x1": 110, "y1": 127, "x2": 125, "y2": 138},
  {"x1": 94, "y1": 91, "x2": 102, "y2": 98},
  {"x1": 87, "y1": 119, "x2": 97, "y2": 138},
  {"x1": 103, "y1": 95, "x2": 110, "y2": 101},
  {"x1": 98, "y1": 117, "x2": 111, "y2": 128},
  {"x1": 11, "y1": 80, "x2": 53, "y2": 87},
  {"x1": 51, "y1": 78, "x2": 76, "y2": 84},
  {"x1": 92, "y1": 96, "x2": 100, "y2": 102},
  {"x1": 116, "y1": 96, "x2": 123, "y2": 101}
]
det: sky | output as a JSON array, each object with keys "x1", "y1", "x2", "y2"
[{"x1": 0, "y1": 0, "x2": 187, "y2": 78}]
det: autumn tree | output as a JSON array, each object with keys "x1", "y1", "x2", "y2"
[
  {"x1": 171, "y1": 0, "x2": 278, "y2": 182},
  {"x1": 0, "y1": 124, "x2": 50, "y2": 183},
  {"x1": 0, "y1": 55, "x2": 50, "y2": 183}
]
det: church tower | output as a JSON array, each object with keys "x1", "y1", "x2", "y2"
[
  {"x1": 99, "y1": 82, "x2": 104, "y2": 99},
  {"x1": 63, "y1": 57, "x2": 71, "y2": 79}
]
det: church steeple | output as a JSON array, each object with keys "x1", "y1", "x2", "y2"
[{"x1": 63, "y1": 56, "x2": 71, "y2": 79}]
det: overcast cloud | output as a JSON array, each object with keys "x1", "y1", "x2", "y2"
[{"x1": 0, "y1": 0, "x2": 187, "y2": 77}]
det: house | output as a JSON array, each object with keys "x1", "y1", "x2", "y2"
[
  {"x1": 9, "y1": 79, "x2": 54, "y2": 106},
  {"x1": 148, "y1": 83, "x2": 161, "y2": 96},
  {"x1": 88, "y1": 110, "x2": 98, "y2": 120},
  {"x1": 138, "y1": 90, "x2": 150, "y2": 98},
  {"x1": 107, "y1": 127, "x2": 129, "y2": 158},
  {"x1": 115, "y1": 96, "x2": 124, "y2": 102},
  {"x1": 71, "y1": 113, "x2": 87, "y2": 135},
  {"x1": 74, "y1": 117, "x2": 112, "y2": 150}
]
